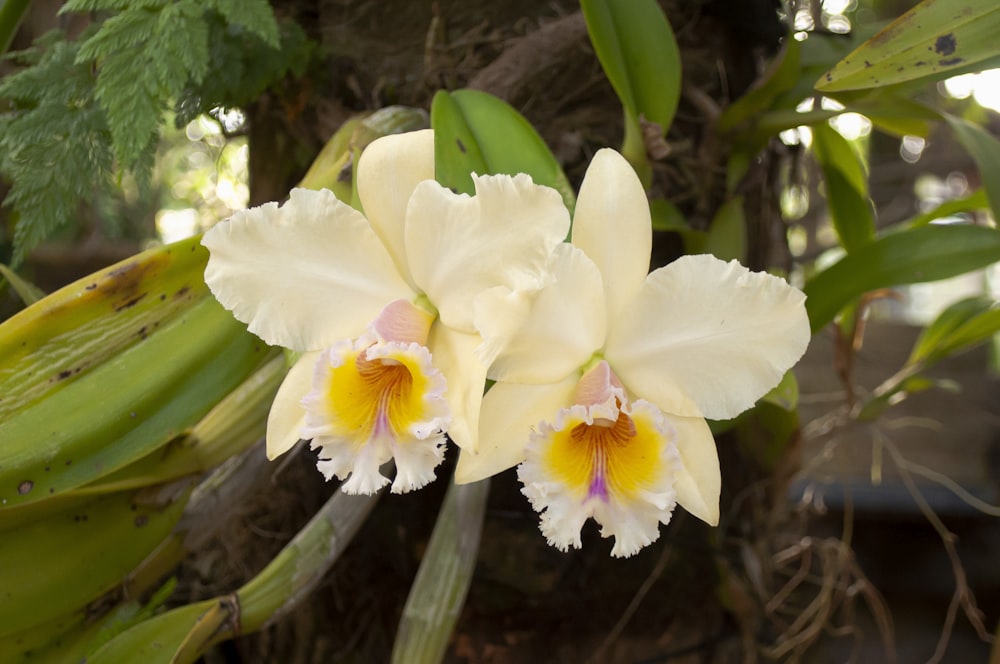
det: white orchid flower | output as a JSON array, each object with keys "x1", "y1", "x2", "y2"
[
  {"x1": 202, "y1": 129, "x2": 570, "y2": 494},
  {"x1": 458, "y1": 148, "x2": 810, "y2": 557}
]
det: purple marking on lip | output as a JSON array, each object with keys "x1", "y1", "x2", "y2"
[{"x1": 586, "y1": 452, "x2": 610, "y2": 502}]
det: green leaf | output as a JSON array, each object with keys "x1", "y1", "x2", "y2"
[
  {"x1": 430, "y1": 89, "x2": 575, "y2": 212},
  {"x1": 0, "y1": 32, "x2": 115, "y2": 265},
  {"x1": 87, "y1": 487, "x2": 379, "y2": 663},
  {"x1": 581, "y1": 0, "x2": 680, "y2": 130},
  {"x1": 943, "y1": 114, "x2": 1000, "y2": 221},
  {"x1": 649, "y1": 198, "x2": 687, "y2": 232},
  {"x1": 700, "y1": 196, "x2": 746, "y2": 262},
  {"x1": 581, "y1": 0, "x2": 680, "y2": 184},
  {"x1": 905, "y1": 188, "x2": 988, "y2": 228},
  {"x1": 0, "y1": 264, "x2": 44, "y2": 305},
  {"x1": 762, "y1": 369, "x2": 800, "y2": 411},
  {"x1": 206, "y1": 0, "x2": 280, "y2": 47},
  {"x1": 816, "y1": 0, "x2": 1000, "y2": 92},
  {"x1": 812, "y1": 123, "x2": 875, "y2": 253},
  {"x1": 803, "y1": 224, "x2": 1000, "y2": 333},
  {"x1": 908, "y1": 295, "x2": 1000, "y2": 367},
  {"x1": 0, "y1": 0, "x2": 31, "y2": 57},
  {"x1": 718, "y1": 35, "x2": 801, "y2": 132},
  {"x1": 80, "y1": 3, "x2": 209, "y2": 169},
  {"x1": 0, "y1": 488, "x2": 189, "y2": 640}
]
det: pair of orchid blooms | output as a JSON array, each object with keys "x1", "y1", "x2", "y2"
[{"x1": 202, "y1": 129, "x2": 809, "y2": 557}]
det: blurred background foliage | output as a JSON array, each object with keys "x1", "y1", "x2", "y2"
[{"x1": 1, "y1": 0, "x2": 999, "y2": 662}]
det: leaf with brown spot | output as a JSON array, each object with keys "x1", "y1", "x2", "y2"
[{"x1": 817, "y1": 0, "x2": 1000, "y2": 92}]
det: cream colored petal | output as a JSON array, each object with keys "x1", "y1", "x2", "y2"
[
  {"x1": 265, "y1": 352, "x2": 319, "y2": 460},
  {"x1": 571, "y1": 149, "x2": 652, "y2": 321},
  {"x1": 454, "y1": 378, "x2": 577, "y2": 484},
  {"x1": 356, "y1": 129, "x2": 435, "y2": 285},
  {"x1": 667, "y1": 413, "x2": 720, "y2": 526},
  {"x1": 606, "y1": 254, "x2": 810, "y2": 420},
  {"x1": 476, "y1": 244, "x2": 606, "y2": 385},
  {"x1": 202, "y1": 188, "x2": 413, "y2": 351},
  {"x1": 405, "y1": 172, "x2": 570, "y2": 333},
  {"x1": 427, "y1": 324, "x2": 489, "y2": 452}
]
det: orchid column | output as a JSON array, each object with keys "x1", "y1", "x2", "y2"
[
  {"x1": 459, "y1": 149, "x2": 811, "y2": 557},
  {"x1": 202, "y1": 129, "x2": 569, "y2": 494}
]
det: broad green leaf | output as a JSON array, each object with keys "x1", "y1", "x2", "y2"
[
  {"x1": 430, "y1": 89, "x2": 574, "y2": 212},
  {"x1": 0, "y1": 487, "x2": 189, "y2": 640},
  {"x1": 803, "y1": 224, "x2": 1000, "y2": 332},
  {"x1": 817, "y1": 0, "x2": 1000, "y2": 92},
  {"x1": 581, "y1": 0, "x2": 680, "y2": 185},
  {"x1": 908, "y1": 295, "x2": 1000, "y2": 367},
  {"x1": 649, "y1": 198, "x2": 687, "y2": 232},
  {"x1": 943, "y1": 114, "x2": 1000, "y2": 221},
  {"x1": 812, "y1": 123, "x2": 875, "y2": 252},
  {"x1": 906, "y1": 188, "x2": 988, "y2": 228},
  {"x1": 700, "y1": 196, "x2": 746, "y2": 262},
  {"x1": 88, "y1": 488, "x2": 379, "y2": 663}
]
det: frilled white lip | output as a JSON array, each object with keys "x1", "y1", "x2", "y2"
[
  {"x1": 462, "y1": 148, "x2": 811, "y2": 528},
  {"x1": 302, "y1": 337, "x2": 450, "y2": 495},
  {"x1": 516, "y1": 362, "x2": 681, "y2": 558}
]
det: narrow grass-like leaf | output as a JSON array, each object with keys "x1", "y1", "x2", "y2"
[
  {"x1": 907, "y1": 295, "x2": 1000, "y2": 367},
  {"x1": 718, "y1": 36, "x2": 801, "y2": 132},
  {"x1": 905, "y1": 188, "x2": 988, "y2": 228},
  {"x1": 803, "y1": 224, "x2": 1000, "y2": 332},
  {"x1": 943, "y1": 114, "x2": 1000, "y2": 220},
  {"x1": 0, "y1": 263, "x2": 44, "y2": 305}
]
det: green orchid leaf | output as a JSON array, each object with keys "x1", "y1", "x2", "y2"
[
  {"x1": 803, "y1": 224, "x2": 1000, "y2": 333},
  {"x1": 87, "y1": 488, "x2": 379, "y2": 663},
  {"x1": 905, "y1": 188, "x2": 988, "y2": 228},
  {"x1": 762, "y1": 369, "x2": 800, "y2": 412},
  {"x1": 811, "y1": 123, "x2": 875, "y2": 252},
  {"x1": 0, "y1": 0, "x2": 31, "y2": 57},
  {"x1": 700, "y1": 196, "x2": 746, "y2": 262},
  {"x1": 581, "y1": 0, "x2": 680, "y2": 185},
  {"x1": 0, "y1": 263, "x2": 44, "y2": 306},
  {"x1": 816, "y1": 0, "x2": 1000, "y2": 92},
  {"x1": 908, "y1": 295, "x2": 1000, "y2": 367},
  {"x1": 430, "y1": 89, "x2": 574, "y2": 212},
  {"x1": 649, "y1": 198, "x2": 688, "y2": 232},
  {"x1": 943, "y1": 114, "x2": 1000, "y2": 220}
]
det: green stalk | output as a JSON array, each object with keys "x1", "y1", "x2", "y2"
[
  {"x1": 86, "y1": 484, "x2": 380, "y2": 663},
  {"x1": 391, "y1": 478, "x2": 490, "y2": 664},
  {"x1": 237, "y1": 486, "x2": 380, "y2": 630}
]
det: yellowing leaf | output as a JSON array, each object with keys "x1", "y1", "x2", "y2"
[{"x1": 817, "y1": 0, "x2": 1000, "y2": 92}]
